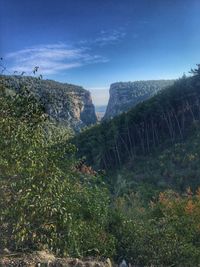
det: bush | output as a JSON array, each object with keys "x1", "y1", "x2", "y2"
[
  {"x1": 0, "y1": 80, "x2": 116, "y2": 257},
  {"x1": 112, "y1": 189, "x2": 200, "y2": 266}
]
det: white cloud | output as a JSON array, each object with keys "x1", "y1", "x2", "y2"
[
  {"x1": 80, "y1": 29, "x2": 126, "y2": 46},
  {"x1": 94, "y1": 29, "x2": 126, "y2": 46},
  {"x1": 7, "y1": 43, "x2": 108, "y2": 75},
  {"x1": 6, "y1": 28, "x2": 126, "y2": 75}
]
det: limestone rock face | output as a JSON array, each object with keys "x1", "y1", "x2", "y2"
[
  {"x1": 104, "y1": 80, "x2": 175, "y2": 120},
  {"x1": 1, "y1": 75, "x2": 97, "y2": 131}
]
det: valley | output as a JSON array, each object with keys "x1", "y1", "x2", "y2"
[
  {"x1": 1, "y1": 0, "x2": 200, "y2": 266},
  {"x1": 1, "y1": 66, "x2": 200, "y2": 266}
]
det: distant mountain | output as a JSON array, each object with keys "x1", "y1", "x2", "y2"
[
  {"x1": 95, "y1": 105, "x2": 107, "y2": 120},
  {"x1": 95, "y1": 105, "x2": 107, "y2": 113},
  {"x1": 0, "y1": 75, "x2": 97, "y2": 132},
  {"x1": 103, "y1": 80, "x2": 175, "y2": 120}
]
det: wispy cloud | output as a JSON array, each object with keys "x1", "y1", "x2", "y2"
[
  {"x1": 6, "y1": 28, "x2": 126, "y2": 75},
  {"x1": 80, "y1": 28, "x2": 126, "y2": 46},
  {"x1": 95, "y1": 29, "x2": 126, "y2": 45},
  {"x1": 7, "y1": 43, "x2": 108, "y2": 75}
]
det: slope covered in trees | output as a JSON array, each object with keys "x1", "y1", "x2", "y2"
[
  {"x1": 71, "y1": 68, "x2": 200, "y2": 265},
  {"x1": 75, "y1": 73, "x2": 200, "y2": 172}
]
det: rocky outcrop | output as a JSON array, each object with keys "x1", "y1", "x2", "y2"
[
  {"x1": 104, "y1": 80, "x2": 175, "y2": 120},
  {"x1": 0, "y1": 75, "x2": 97, "y2": 131}
]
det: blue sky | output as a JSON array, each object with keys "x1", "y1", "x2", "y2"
[{"x1": 1, "y1": 0, "x2": 200, "y2": 105}]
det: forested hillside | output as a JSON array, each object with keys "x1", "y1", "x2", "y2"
[
  {"x1": 75, "y1": 74, "x2": 200, "y2": 167},
  {"x1": 71, "y1": 67, "x2": 200, "y2": 266}
]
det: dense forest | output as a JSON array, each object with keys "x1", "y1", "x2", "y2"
[
  {"x1": 0, "y1": 66, "x2": 200, "y2": 266},
  {"x1": 75, "y1": 72, "x2": 200, "y2": 171}
]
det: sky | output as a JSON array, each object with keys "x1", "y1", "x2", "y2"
[{"x1": 0, "y1": 0, "x2": 200, "y2": 105}]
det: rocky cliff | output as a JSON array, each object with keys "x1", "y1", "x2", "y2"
[
  {"x1": 0, "y1": 75, "x2": 97, "y2": 131},
  {"x1": 104, "y1": 80, "x2": 175, "y2": 120}
]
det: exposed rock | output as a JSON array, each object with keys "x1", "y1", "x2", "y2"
[
  {"x1": 0, "y1": 75, "x2": 97, "y2": 132},
  {"x1": 0, "y1": 251, "x2": 112, "y2": 266},
  {"x1": 104, "y1": 258, "x2": 112, "y2": 267},
  {"x1": 103, "y1": 80, "x2": 175, "y2": 120},
  {"x1": 35, "y1": 251, "x2": 56, "y2": 262}
]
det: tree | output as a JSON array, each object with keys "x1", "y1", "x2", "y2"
[{"x1": 189, "y1": 64, "x2": 200, "y2": 76}]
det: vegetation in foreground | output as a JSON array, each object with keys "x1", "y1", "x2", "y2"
[{"x1": 0, "y1": 79, "x2": 115, "y2": 258}]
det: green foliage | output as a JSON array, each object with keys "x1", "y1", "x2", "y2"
[
  {"x1": 111, "y1": 189, "x2": 200, "y2": 266},
  {"x1": 190, "y1": 64, "x2": 200, "y2": 76},
  {"x1": 110, "y1": 127, "x2": 200, "y2": 199},
  {"x1": 0, "y1": 78, "x2": 115, "y2": 257}
]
